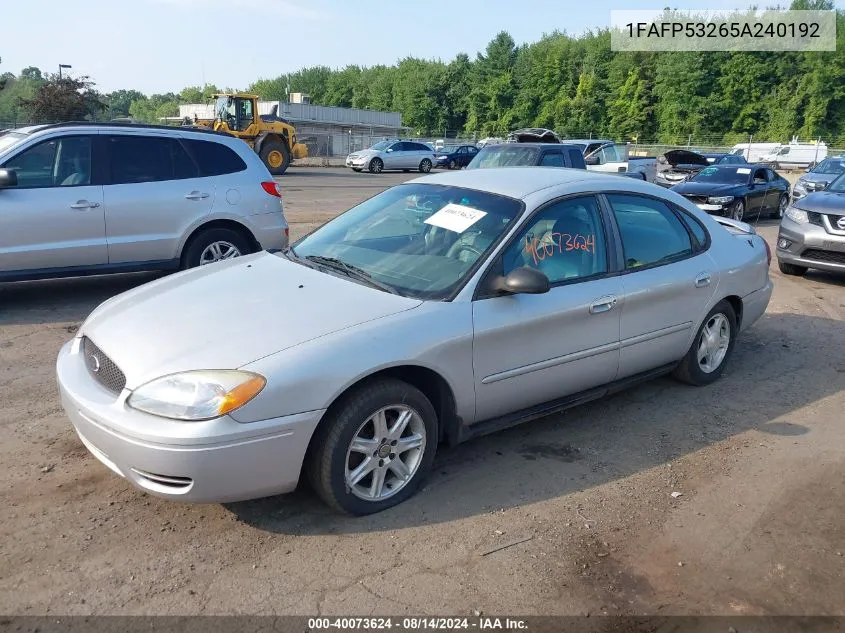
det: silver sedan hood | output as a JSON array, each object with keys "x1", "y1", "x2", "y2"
[{"x1": 80, "y1": 252, "x2": 422, "y2": 389}]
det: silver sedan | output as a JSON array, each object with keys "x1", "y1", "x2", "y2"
[{"x1": 57, "y1": 168, "x2": 773, "y2": 515}]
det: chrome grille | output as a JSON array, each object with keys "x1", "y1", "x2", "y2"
[{"x1": 81, "y1": 336, "x2": 126, "y2": 394}]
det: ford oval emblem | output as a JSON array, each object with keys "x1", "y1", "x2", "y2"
[
  {"x1": 88, "y1": 354, "x2": 101, "y2": 373},
  {"x1": 837, "y1": 216, "x2": 845, "y2": 230}
]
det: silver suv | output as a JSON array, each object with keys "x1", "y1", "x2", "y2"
[
  {"x1": 777, "y1": 171, "x2": 845, "y2": 277},
  {"x1": 0, "y1": 122, "x2": 289, "y2": 283},
  {"x1": 346, "y1": 140, "x2": 435, "y2": 174}
]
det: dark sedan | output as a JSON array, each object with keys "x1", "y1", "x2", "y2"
[
  {"x1": 671, "y1": 165, "x2": 790, "y2": 222},
  {"x1": 434, "y1": 144, "x2": 479, "y2": 169},
  {"x1": 655, "y1": 150, "x2": 748, "y2": 188}
]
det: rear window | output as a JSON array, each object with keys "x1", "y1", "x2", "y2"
[
  {"x1": 183, "y1": 139, "x2": 248, "y2": 176},
  {"x1": 468, "y1": 145, "x2": 541, "y2": 169}
]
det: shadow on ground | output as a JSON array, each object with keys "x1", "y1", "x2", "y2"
[{"x1": 225, "y1": 311, "x2": 845, "y2": 535}]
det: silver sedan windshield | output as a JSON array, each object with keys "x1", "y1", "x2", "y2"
[{"x1": 293, "y1": 183, "x2": 522, "y2": 299}]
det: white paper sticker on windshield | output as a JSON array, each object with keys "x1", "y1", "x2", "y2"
[
  {"x1": 424, "y1": 203, "x2": 487, "y2": 233},
  {"x1": 736, "y1": 168, "x2": 752, "y2": 174}
]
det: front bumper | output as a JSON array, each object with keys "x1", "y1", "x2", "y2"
[
  {"x1": 56, "y1": 339, "x2": 324, "y2": 503},
  {"x1": 346, "y1": 156, "x2": 370, "y2": 169},
  {"x1": 776, "y1": 216, "x2": 845, "y2": 273}
]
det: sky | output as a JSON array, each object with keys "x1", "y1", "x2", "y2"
[{"x1": 2, "y1": 0, "x2": 843, "y2": 95}]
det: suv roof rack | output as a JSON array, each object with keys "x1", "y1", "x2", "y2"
[{"x1": 35, "y1": 120, "x2": 233, "y2": 138}]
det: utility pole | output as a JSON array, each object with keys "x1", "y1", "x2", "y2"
[{"x1": 58, "y1": 64, "x2": 72, "y2": 80}]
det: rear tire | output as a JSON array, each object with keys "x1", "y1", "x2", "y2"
[
  {"x1": 307, "y1": 379, "x2": 438, "y2": 515},
  {"x1": 778, "y1": 260, "x2": 808, "y2": 276},
  {"x1": 182, "y1": 227, "x2": 253, "y2": 270},
  {"x1": 419, "y1": 159, "x2": 432, "y2": 173},
  {"x1": 259, "y1": 139, "x2": 291, "y2": 176},
  {"x1": 672, "y1": 300, "x2": 737, "y2": 386}
]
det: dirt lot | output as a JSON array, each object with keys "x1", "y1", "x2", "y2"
[{"x1": 1, "y1": 168, "x2": 843, "y2": 617}]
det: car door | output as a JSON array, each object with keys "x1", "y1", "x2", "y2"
[
  {"x1": 471, "y1": 195, "x2": 623, "y2": 421},
  {"x1": 0, "y1": 133, "x2": 107, "y2": 273},
  {"x1": 101, "y1": 133, "x2": 215, "y2": 265},
  {"x1": 604, "y1": 193, "x2": 717, "y2": 378},
  {"x1": 747, "y1": 167, "x2": 769, "y2": 217},
  {"x1": 464, "y1": 146, "x2": 479, "y2": 167},
  {"x1": 383, "y1": 142, "x2": 404, "y2": 170},
  {"x1": 764, "y1": 168, "x2": 784, "y2": 210}
]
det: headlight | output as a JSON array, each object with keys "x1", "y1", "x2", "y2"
[
  {"x1": 707, "y1": 196, "x2": 735, "y2": 204},
  {"x1": 785, "y1": 206, "x2": 809, "y2": 225},
  {"x1": 127, "y1": 370, "x2": 266, "y2": 421},
  {"x1": 793, "y1": 181, "x2": 807, "y2": 196}
]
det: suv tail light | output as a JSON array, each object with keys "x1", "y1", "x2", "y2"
[{"x1": 261, "y1": 181, "x2": 281, "y2": 197}]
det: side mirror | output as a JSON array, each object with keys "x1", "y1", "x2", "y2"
[
  {"x1": 585, "y1": 154, "x2": 600, "y2": 166},
  {"x1": 0, "y1": 168, "x2": 18, "y2": 189},
  {"x1": 386, "y1": 148, "x2": 394, "y2": 153},
  {"x1": 495, "y1": 267, "x2": 550, "y2": 295}
]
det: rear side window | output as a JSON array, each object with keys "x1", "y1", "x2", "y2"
[
  {"x1": 105, "y1": 135, "x2": 199, "y2": 184},
  {"x1": 678, "y1": 210, "x2": 709, "y2": 249},
  {"x1": 607, "y1": 194, "x2": 694, "y2": 270},
  {"x1": 183, "y1": 139, "x2": 248, "y2": 176},
  {"x1": 539, "y1": 152, "x2": 565, "y2": 167},
  {"x1": 568, "y1": 149, "x2": 585, "y2": 168},
  {"x1": 410, "y1": 143, "x2": 430, "y2": 152}
]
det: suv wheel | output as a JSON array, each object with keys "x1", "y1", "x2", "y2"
[
  {"x1": 182, "y1": 228, "x2": 252, "y2": 270},
  {"x1": 778, "y1": 260, "x2": 808, "y2": 276}
]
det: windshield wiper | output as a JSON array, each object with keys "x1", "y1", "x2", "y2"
[{"x1": 305, "y1": 255, "x2": 399, "y2": 295}]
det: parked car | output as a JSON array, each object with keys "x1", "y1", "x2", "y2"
[
  {"x1": 776, "y1": 171, "x2": 845, "y2": 277},
  {"x1": 345, "y1": 140, "x2": 435, "y2": 174},
  {"x1": 466, "y1": 143, "x2": 587, "y2": 170},
  {"x1": 477, "y1": 137, "x2": 504, "y2": 148},
  {"x1": 434, "y1": 144, "x2": 480, "y2": 169},
  {"x1": 655, "y1": 151, "x2": 748, "y2": 188},
  {"x1": 760, "y1": 138, "x2": 828, "y2": 170},
  {"x1": 0, "y1": 122, "x2": 288, "y2": 283},
  {"x1": 671, "y1": 164, "x2": 790, "y2": 222},
  {"x1": 57, "y1": 168, "x2": 773, "y2": 515},
  {"x1": 791, "y1": 156, "x2": 845, "y2": 201}
]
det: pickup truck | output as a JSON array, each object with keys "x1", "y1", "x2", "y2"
[
  {"x1": 504, "y1": 130, "x2": 657, "y2": 181},
  {"x1": 560, "y1": 138, "x2": 657, "y2": 182}
]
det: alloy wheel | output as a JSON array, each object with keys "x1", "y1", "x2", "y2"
[
  {"x1": 697, "y1": 313, "x2": 731, "y2": 374},
  {"x1": 199, "y1": 241, "x2": 241, "y2": 265},
  {"x1": 344, "y1": 405, "x2": 426, "y2": 501}
]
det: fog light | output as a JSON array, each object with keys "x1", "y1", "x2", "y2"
[{"x1": 777, "y1": 238, "x2": 792, "y2": 249}]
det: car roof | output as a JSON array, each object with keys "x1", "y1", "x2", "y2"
[
  {"x1": 410, "y1": 167, "x2": 624, "y2": 200},
  {"x1": 560, "y1": 138, "x2": 613, "y2": 144},
  {"x1": 480, "y1": 143, "x2": 581, "y2": 149}
]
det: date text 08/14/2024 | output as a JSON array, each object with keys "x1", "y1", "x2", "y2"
[{"x1": 306, "y1": 617, "x2": 529, "y2": 630}]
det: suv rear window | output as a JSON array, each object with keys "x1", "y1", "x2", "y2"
[{"x1": 183, "y1": 139, "x2": 248, "y2": 176}]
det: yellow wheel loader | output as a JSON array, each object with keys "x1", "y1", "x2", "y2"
[{"x1": 190, "y1": 93, "x2": 308, "y2": 175}]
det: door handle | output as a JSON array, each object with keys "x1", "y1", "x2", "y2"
[
  {"x1": 184, "y1": 191, "x2": 210, "y2": 200},
  {"x1": 695, "y1": 273, "x2": 712, "y2": 288},
  {"x1": 589, "y1": 295, "x2": 618, "y2": 314},
  {"x1": 69, "y1": 201, "x2": 100, "y2": 210}
]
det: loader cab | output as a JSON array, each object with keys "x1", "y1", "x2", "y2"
[{"x1": 214, "y1": 95, "x2": 255, "y2": 132}]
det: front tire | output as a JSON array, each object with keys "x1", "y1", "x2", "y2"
[
  {"x1": 773, "y1": 194, "x2": 788, "y2": 220},
  {"x1": 730, "y1": 199, "x2": 745, "y2": 222},
  {"x1": 419, "y1": 159, "x2": 432, "y2": 173},
  {"x1": 448, "y1": 159, "x2": 457, "y2": 170},
  {"x1": 778, "y1": 260, "x2": 808, "y2": 276},
  {"x1": 182, "y1": 227, "x2": 252, "y2": 270},
  {"x1": 259, "y1": 140, "x2": 291, "y2": 176},
  {"x1": 672, "y1": 300, "x2": 737, "y2": 386},
  {"x1": 307, "y1": 379, "x2": 438, "y2": 515},
  {"x1": 369, "y1": 158, "x2": 384, "y2": 174}
]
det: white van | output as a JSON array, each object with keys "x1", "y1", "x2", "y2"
[
  {"x1": 730, "y1": 142, "x2": 779, "y2": 163},
  {"x1": 759, "y1": 138, "x2": 828, "y2": 169}
]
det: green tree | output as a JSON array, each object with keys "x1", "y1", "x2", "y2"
[{"x1": 18, "y1": 75, "x2": 104, "y2": 123}]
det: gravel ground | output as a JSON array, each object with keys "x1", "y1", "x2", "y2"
[{"x1": 0, "y1": 169, "x2": 843, "y2": 616}]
